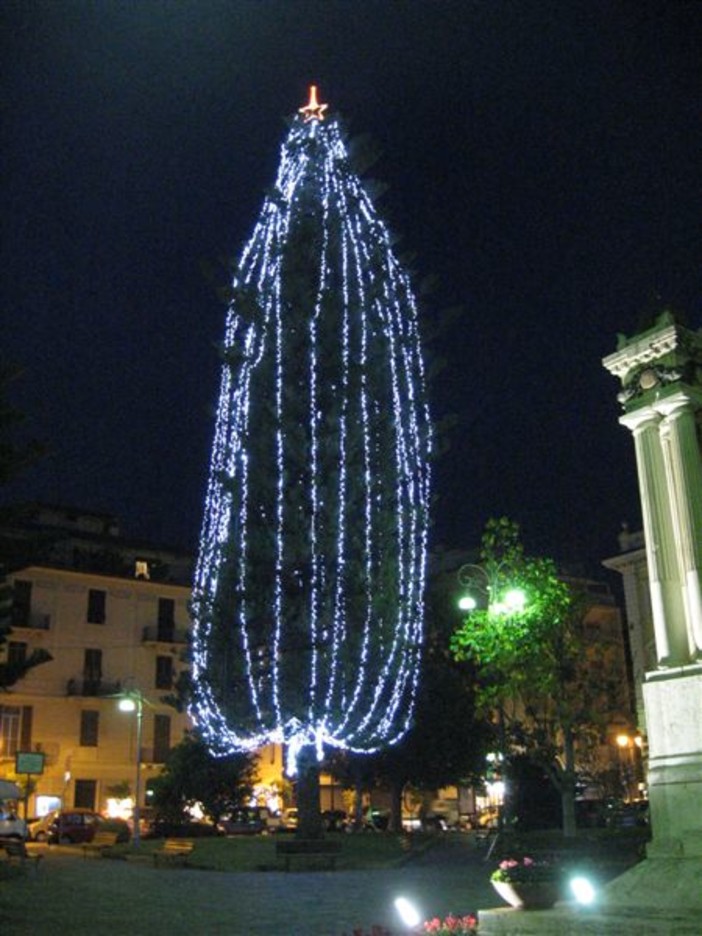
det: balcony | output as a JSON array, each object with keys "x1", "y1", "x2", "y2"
[
  {"x1": 12, "y1": 612, "x2": 51, "y2": 631},
  {"x1": 142, "y1": 624, "x2": 189, "y2": 645},
  {"x1": 66, "y1": 678, "x2": 123, "y2": 697},
  {"x1": 139, "y1": 746, "x2": 169, "y2": 765}
]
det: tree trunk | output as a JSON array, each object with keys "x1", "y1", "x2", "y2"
[
  {"x1": 295, "y1": 745, "x2": 323, "y2": 839},
  {"x1": 387, "y1": 780, "x2": 404, "y2": 832},
  {"x1": 561, "y1": 728, "x2": 577, "y2": 838}
]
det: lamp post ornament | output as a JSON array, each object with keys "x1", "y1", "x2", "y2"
[{"x1": 119, "y1": 691, "x2": 144, "y2": 848}]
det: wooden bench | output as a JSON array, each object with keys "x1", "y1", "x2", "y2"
[
  {"x1": 82, "y1": 831, "x2": 118, "y2": 859},
  {"x1": 275, "y1": 838, "x2": 342, "y2": 872},
  {"x1": 153, "y1": 838, "x2": 194, "y2": 867},
  {"x1": 2, "y1": 839, "x2": 43, "y2": 873}
]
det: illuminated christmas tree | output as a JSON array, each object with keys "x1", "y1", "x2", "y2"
[{"x1": 189, "y1": 88, "x2": 431, "y2": 824}]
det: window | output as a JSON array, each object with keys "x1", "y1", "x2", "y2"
[
  {"x1": 12, "y1": 580, "x2": 32, "y2": 627},
  {"x1": 83, "y1": 649, "x2": 102, "y2": 694},
  {"x1": 153, "y1": 714, "x2": 171, "y2": 763},
  {"x1": 87, "y1": 589, "x2": 106, "y2": 624},
  {"x1": 155, "y1": 656, "x2": 173, "y2": 690},
  {"x1": 80, "y1": 710, "x2": 99, "y2": 747},
  {"x1": 0, "y1": 706, "x2": 20, "y2": 758},
  {"x1": 7, "y1": 642, "x2": 27, "y2": 668},
  {"x1": 74, "y1": 779, "x2": 97, "y2": 810},
  {"x1": 157, "y1": 598, "x2": 175, "y2": 641}
]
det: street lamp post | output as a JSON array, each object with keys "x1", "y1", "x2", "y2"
[
  {"x1": 118, "y1": 691, "x2": 144, "y2": 848},
  {"x1": 457, "y1": 563, "x2": 526, "y2": 616},
  {"x1": 616, "y1": 732, "x2": 643, "y2": 802},
  {"x1": 456, "y1": 562, "x2": 527, "y2": 833}
]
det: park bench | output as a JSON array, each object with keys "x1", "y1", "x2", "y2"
[
  {"x1": 275, "y1": 838, "x2": 342, "y2": 872},
  {"x1": 82, "y1": 831, "x2": 118, "y2": 859},
  {"x1": 1, "y1": 839, "x2": 43, "y2": 873},
  {"x1": 153, "y1": 838, "x2": 194, "y2": 867}
]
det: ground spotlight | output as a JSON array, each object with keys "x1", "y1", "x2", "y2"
[
  {"x1": 570, "y1": 876, "x2": 596, "y2": 905},
  {"x1": 394, "y1": 896, "x2": 421, "y2": 928}
]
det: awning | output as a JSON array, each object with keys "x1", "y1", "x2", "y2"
[{"x1": 0, "y1": 779, "x2": 22, "y2": 799}]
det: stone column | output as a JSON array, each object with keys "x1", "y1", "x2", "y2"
[
  {"x1": 621, "y1": 408, "x2": 689, "y2": 666},
  {"x1": 602, "y1": 312, "x2": 702, "y2": 873},
  {"x1": 657, "y1": 392, "x2": 702, "y2": 657}
]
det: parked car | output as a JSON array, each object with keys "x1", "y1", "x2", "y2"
[
  {"x1": 279, "y1": 807, "x2": 298, "y2": 832},
  {"x1": 28, "y1": 812, "x2": 56, "y2": 842},
  {"x1": 420, "y1": 814, "x2": 449, "y2": 831},
  {"x1": 39, "y1": 809, "x2": 130, "y2": 845},
  {"x1": 218, "y1": 806, "x2": 272, "y2": 836},
  {"x1": 0, "y1": 805, "x2": 28, "y2": 841},
  {"x1": 346, "y1": 808, "x2": 390, "y2": 832},
  {"x1": 477, "y1": 807, "x2": 500, "y2": 829},
  {"x1": 607, "y1": 799, "x2": 649, "y2": 828},
  {"x1": 133, "y1": 806, "x2": 157, "y2": 839},
  {"x1": 148, "y1": 818, "x2": 219, "y2": 838},
  {"x1": 575, "y1": 798, "x2": 608, "y2": 829},
  {"x1": 322, "y1": 809, "x2": 348, "y2": 832}
]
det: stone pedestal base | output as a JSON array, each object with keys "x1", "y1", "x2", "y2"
[
  {"x1": 604, "y1": 855, "x2": 702, "y2": 913},
  {"x1": 478, "y1": 903, "x2": 701, "y2": 935},
  {"x1": 644, "y1": 666, "x2": 702, "y2": 856},
  {"x1": 479, "y1": 660, "x2": 702, "y2": 933}
]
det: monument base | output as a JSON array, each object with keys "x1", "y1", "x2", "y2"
[
  {"x1": 643, "y1": 666, "x2": 702, "y2": 855},
  {"x1": 478, "y1": 899, "x2": 701, "y2": 935},
  {"x1": 479, "y1": 665, "x2": 702, "y2": 934},
  {"x1": 478, "y1": 857, "x2": 702, "y2": 933}
]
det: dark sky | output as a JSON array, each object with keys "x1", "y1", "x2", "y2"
[{"x1": 2, "y1": 1, "x2": 701, "y2": 572}]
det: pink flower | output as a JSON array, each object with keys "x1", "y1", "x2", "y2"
[{"x1": 421, "y1": 914, "x2": 478, "y2": 934}]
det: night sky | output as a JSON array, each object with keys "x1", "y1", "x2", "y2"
[{"x1": 3, "y1": 1, "x2": 702, "y2": 572}]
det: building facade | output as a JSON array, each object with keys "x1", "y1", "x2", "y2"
[
  {"x1": 0, "y1": 507, "x2": 193, "y2": 818},
  {"x1": 603, "y1": 527, "x2": 654, "y2": 733}
]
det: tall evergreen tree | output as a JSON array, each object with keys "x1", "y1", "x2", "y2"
[{"x1": 189, "y1": 89, "x2": 431, "y2": 836}]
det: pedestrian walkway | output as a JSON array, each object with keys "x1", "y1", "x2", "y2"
[{"x1": 1, "y1": 837, "x2": 496, "y2": 935}]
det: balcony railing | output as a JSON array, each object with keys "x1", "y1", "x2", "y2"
[
  {"x1": 12, "y1": 612, "x2": 51, "y2": 630},
  {"x1": 142, "y1": 624, "x2": 189, "y2": 645},
  {"x1": 66, "y1": 678, "x2": 122, "y2": 697},
  {"x1": 140, "y1": 746, "x2": 169, "y2": 764}
]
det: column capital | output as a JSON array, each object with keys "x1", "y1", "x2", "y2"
[
  {"x1": 654, "y1": 386, "x2": 702, "y2": 420},
  {"x1": 603, "y1": 313, "x2": 702, "y2": 413},
  {"x1": 619, "y1": 406, "x2": 661, "y2": 434}
]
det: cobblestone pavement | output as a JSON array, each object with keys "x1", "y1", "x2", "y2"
[{"x1": 2, "y1": 837, "x2": 497, "y2": 935}]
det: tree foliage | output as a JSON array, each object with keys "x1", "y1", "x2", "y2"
[
  {"x1": 328, "y1": 566, "x2": 491, "y2": 830},
  {"x1": 189, "y1": 104, "x2": 431, "y2": 840},
  {"x1": 150, "y1": 732, "x2": 258, "y2": 825},
  {"x1": 450, "y1": 517, "x2": 608, "y2": 836},
  {"x1": 451, "y1": 518, "x2": 573, "y2": 709}
]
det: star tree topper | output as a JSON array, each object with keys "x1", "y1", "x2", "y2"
[{"x1": 299, "y1": 85, "x2": 328, "y2": 122}]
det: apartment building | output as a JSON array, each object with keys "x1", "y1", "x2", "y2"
[{"x1": 0, "y1": 506, "x2": 193, "y2": 817}]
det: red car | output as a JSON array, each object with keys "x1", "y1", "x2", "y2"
[{"x1": 46, "y1": 809, "x2": 129, "y2": 844}]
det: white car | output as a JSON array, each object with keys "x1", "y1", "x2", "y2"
[{"x1": 0, "y1": 809, "x2": 28, "y2": 840}]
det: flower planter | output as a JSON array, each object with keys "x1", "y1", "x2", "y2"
[{"x1": 491, "y1": 879, "x2": 561, "y2": 910}]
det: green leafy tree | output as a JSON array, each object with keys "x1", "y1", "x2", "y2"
[
  {"x1": 367, "y1": 565, "x2": 491, "y2": 831},
  {"x1": 451, "y1": 518, "x2": 595, "y2": 837},
  {"x1": 150, "y1": 732, "x2": 258, "y2": 826},
  {"x1": 325, "y1": 563, "x2": 491, "y2": 832}
]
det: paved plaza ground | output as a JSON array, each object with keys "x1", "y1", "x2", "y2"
[{"x1": 0, "y1": 837, "x2": 497, "y2": 935}]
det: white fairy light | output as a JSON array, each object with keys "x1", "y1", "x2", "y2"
[{"x1": 189, "y1": 88, "x2": 431, "y2": 772}]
